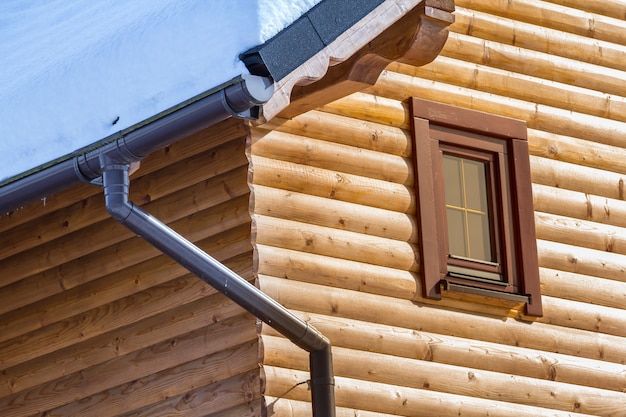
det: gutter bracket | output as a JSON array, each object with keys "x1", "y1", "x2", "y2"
[{"x1": 74, "y1": 153, "x2": 103, "y2": 185}]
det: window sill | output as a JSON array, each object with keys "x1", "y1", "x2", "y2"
[{"x1": 441, "y1": 279, "x2": 532, "y2": 304}]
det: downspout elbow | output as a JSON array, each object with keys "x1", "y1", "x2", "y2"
[
  {"x1": 297, "y1": 322, "x2": 331, "y2": 352},
  {"x1": 295, "y1": 323, "x2": 335, "y2": 417},
  {"x1": 99, "y1": 155, "x2": 133, "y2": 223}
]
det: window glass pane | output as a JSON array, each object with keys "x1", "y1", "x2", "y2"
[
  {"x1": 463, "y1": 159, "x2": 488, "y2": 212},
  {"x1": 443, "y1": 155, "x2": 463, "y2": 207},
  {"x1": 467, "y1": 212, "x2": 493, "y2": 262},
  {"x1": 443, "y1": 154, "x2": 494, "y2": 263},
  {"x1": 446, "y1": 207, "x2": 467, "y2": 257}
]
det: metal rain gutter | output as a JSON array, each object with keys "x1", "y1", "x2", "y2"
[
  {"x1": 0, "y1": 74, "x2": 272, "y2": 214},
  {"x1": 100, "y1": 157, "x2": 336, "y2": 417}
]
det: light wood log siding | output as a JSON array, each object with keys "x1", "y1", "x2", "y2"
[
  {"x1": 0, "y1": 119, "x2": 263, "y2": 416},
  {"x1": 250, "y1": 1, "x2": 626, "y2": 415}
]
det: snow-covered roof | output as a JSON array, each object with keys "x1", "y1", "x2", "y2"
[{"x1": 0, "y1": 0, "x2": 320, "y2": 183}]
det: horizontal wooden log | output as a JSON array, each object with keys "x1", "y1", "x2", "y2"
[
  {"x1": 255, "y1": 244, "x2": 418, "y2": 299},
  {"x1": 530, "y1": 156, "x2": 626, "y2": 200},
  {"x1": 0, "y1": 250, "x2": 251, "y2": 364},
  {"x1": 257, "y1": 275, "x2": 626, "y2": 364},
  {"x1": 253, "y1": 215, "x2": 418, "y2": 272},
  {"x1": 0, "y1": 290, "x2": 250, "y2": 398},
  {"x1": 255, "y1": 252, "x2": 518, "y2": 317},
  {"x1": 546, "y1": 0, "x2": 626, "y2": 21},
  {"x1": 131, "y1": 137, "x2": 247, "y2": 208},
  {"x1": 441, "y1": 31, "x2": 626, "y2": 99},
  {"x1": 250, "y1": 128, "x2": 412, "y2": 185},
  {"x1": 451, "y1": 7, "x2": 626, "y2": 72},
  {"x1": 0, "y1": 225, "x2": 253, "y2": 367},
  {"x1": 535, "y1": 211, "x2": 626, "y2": 255},
  {"x1": 54, "y1": 222, "x2": 251, "y2": 297},
  {"x1": 537, "y1": 239, "x2": 626, "y2": 284},
  {"x1": 389, "y1": 56, "x2": 626, "y2": 124},
  {"x1": 0, "y1": 188, "x2": 252, "y2": 315},
  {"x1": 251, "y1": 185, "x2": 417, "y2": 242},
  {"x1": 193, "y1": 399, "x2": 263, "y2": 417},
  {"x1": 0, "y1": 165, "x2": 251, "y2": 288},
  {"x1": 0, "y1": 117, "x2": 246, "y2": 233},
  {"x1": 0, "y1": 314, "x2": 257, "y2": 417},
  {"x1": 264, "y1": 366, "x2": 592, "y2": 417},
  {"x1": 456, "y1": 0, "x2": 626, "y2": 45},
  {"x1": 539, "y1": 295, "x2": 626, "y2": 338},
  {"x1": 260, "y1": 109, "x2": 411, "y2": 157},
  {"x1": 364, "y1": 71, "x2": 626, "y2": 148},
  {"x1": 261, "y1": 311, "x2": 626, "y2": 393},
  {"x1": 266, "y1": 397, "x2": 398, "y2": 417},
  {"x1": 0, "y1": 216, "x2": 130, "y2": 288},
  {"x1": 320, "y1": 92, "x2": 408, "y2": 129},
  {"x1": 39, "y1": 341, "x2": 259, "y2": 417},
  {"x1": 0, "y1": 275, "x2": 211, "y2": 372},
  {"x1": 528, "y1": 129, "x2": 626, "y2": 175},
  {"x1": 0, "y1": 222, "x2": 251, "y2": 330},
  {"x1": 257, "y1": 268, "x2": 520, "y2": 319},
  {"x1": 540, "y1": 267, "x2": 626, "y2": 310},
  {"x1": 264, "y1": 336, "x2": 626, "y2": 414},
  {"x1": 250, "y1": 155, "x2": 415, "y2": 213},
  {"x1": 117, "y1": 392, "x2": 262, "y2": 417},
  {"x1": 532, "y1": 184, "x2": 626, "y2": 228},
  {"x1": 1, "y1": 191, "x2": 106, "y2": 261}
]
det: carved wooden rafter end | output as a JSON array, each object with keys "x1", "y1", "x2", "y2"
[{"x1": 256, "y1": 0, "x2": 454, "y2": 124}]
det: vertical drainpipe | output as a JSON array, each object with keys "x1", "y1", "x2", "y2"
[{"x1": 100, "y1": 153, "x2": 335, "y2": 415}]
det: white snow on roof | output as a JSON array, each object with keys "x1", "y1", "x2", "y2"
[{"x1": 0, "y1": 0, "x2": 320, "y2": 183}]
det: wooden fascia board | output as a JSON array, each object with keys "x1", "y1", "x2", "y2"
[{"x1": 257, "y1": 0, "x2": 454, "y2": 123}]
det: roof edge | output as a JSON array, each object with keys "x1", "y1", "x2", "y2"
[
  {"x1": 0, "y1": 74, "x2": 273, "y2": 215},
  {"x1": 241, "y1": 0, "x2": 386, "y2": 81},
  {"x1": 1, "y1": 0, "x2": 454, "y2": 215},
  {"x1": 255, "y1": 0, "x2": 454, "y2": 122}
]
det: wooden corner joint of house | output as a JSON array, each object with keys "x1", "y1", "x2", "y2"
[{"x1": 258, "y1": 0, "x2": 455, "y2": 123}]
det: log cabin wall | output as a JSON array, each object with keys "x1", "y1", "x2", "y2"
[
  {"x1": 0, "y1": 119, "x2": 264, "y2": 416},
  {"x1": 250, "y1": 0, "x2": 626, "y2": 415}
]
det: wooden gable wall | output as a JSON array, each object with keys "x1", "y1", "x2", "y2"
[
  {"x1": 2, "y1": 1, "x2": 626, "y2": 416},
  {"x1": 250, "y1": 0, "x2": 626, "y2": 415},
  {"x1": 0, "y1": 119, "x2": 264, "y2": 416}
]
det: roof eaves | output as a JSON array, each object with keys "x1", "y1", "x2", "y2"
[
  {"x1": 0, "y1": 77, "x2": 243, "y2": 189},
  {"x1": 1, "y1": 0, "x2": 455, "y2": 215},
  {"x1": 0, "y1": 74, "x2": 273, "y2": 214},
  {"x1": 246, "y1": 0, "x2": 455, "y2": 122},
  {"x1": 241, "y1": 0, "x2": 386, "y2": 80}
]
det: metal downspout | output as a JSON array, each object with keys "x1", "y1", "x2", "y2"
[{"x1": 100, "y1": 156, "x2": 336, "y2": 415}]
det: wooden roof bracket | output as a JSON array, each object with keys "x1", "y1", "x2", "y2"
[{"x1": 258, "y1": 0, "x2": 455, "y2": 122}]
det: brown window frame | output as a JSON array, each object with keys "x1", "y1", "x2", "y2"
[{"x1": 411, "y1": 98, "x2": 542, "y2": 316}]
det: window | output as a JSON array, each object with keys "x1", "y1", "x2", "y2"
[{"x1": 411, "y1": 98, "x2": 542, "y2": 316}]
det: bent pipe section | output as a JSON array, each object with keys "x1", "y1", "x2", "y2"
[
  {"x1": 101, "y1": 159, "x2": 336, "y2": 417},
  {"x1": 0, "y1": 74, "x2": 273, "y2": 214}
]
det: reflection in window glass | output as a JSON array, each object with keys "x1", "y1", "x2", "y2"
[{"x1": 443, "y1": 154, "x2": 493, "y2": 262}]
